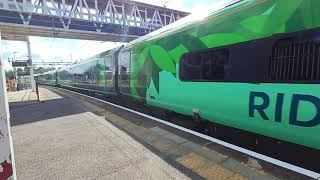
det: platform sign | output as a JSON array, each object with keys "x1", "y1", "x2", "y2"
[
  {"x1": 12, "y1": 60, "x2": 28, "y2": 67},
  {"x1": 0, "y1": 31, "x2": 16, "y2": 179}
]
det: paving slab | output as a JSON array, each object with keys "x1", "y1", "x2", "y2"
[
  {"x1": 220, "y1": 158, "x2": 278, "y2": 180},
  {"x1": 9, "y1": 89, "x2": 192, "y2": 180},
  {"x1": 8, "y1": 88, "x2": 62, "y2": 107},
  {"x1": 177, "y1": 153, "x2": 235, "y2": 180}
]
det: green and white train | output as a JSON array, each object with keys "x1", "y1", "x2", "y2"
[{"x1": 36, "y1": 0, "x2": 320, "y2": 150}]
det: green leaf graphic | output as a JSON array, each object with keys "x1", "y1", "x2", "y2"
[
  {"x1": 263, "y1": 0, "x2": 302, "y2": 33},
  {"x1": 180, "y1": 34, "x2": 207, "y2": 51},
  {"x1": 150, "y1": 45, "x2": 176, "y2": 73},
  {"x1": 157, "y1": 37, "x2": 181, "y2": 51},
  {"x1": 131, "y1": 47, "x2": 149, "y2": 79},
  {"x1": 168, "y1": 44, "x2": 189, "y2": 63},
  {"x1": 200, "y1": 33, "x2": 247, "y2": 47},
  {"x1": 240, "y1": 15, "x2": 269, "y2": 34},
  {"x1": 151, "y1": 59, "x2": 161, "y2": 93}
]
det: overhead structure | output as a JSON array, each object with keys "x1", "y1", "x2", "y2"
[{"x1": 0, "y1": 0, "x2": 189, "y2": 42}]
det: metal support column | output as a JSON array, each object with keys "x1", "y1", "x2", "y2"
[
  {"x1": 27, "y1": 38, "x2": 36, "y2": 92},
  {"x1": 0, "y1": 30, "x2": 16, "y2": 180}
]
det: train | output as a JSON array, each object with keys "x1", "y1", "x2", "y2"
[{"x1": 35, "y1": 0, "x2": 320, "y2": 150}]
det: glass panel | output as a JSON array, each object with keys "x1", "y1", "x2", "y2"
[
  {"x1": 118, "y1": 51, "x2": 131, "y2": 95},
  {"x1": 180, "y1": 49, "x2": 229, "y2": 81}
]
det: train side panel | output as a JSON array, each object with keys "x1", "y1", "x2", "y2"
[
  {"x1": 126, "y1": 0, "x2": 320, "y2": 149},
  {"x1": 36, "y1": 71, "x2": 58, "y2": 86},
  {"x1": 57, "y1": 46, "x2": 123, "y2": 95}
]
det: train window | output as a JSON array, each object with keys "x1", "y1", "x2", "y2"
[
  {"x1": 179, "y1": 49, "x2": 229, "y2": 81},
  {"x1": 118, "y1": 51, "x2": 131, "y2": 95},
  {"x1": 269, "y1": 37, "x2": 320, "y2": 82},
  {"x1": 104, "y1": 56, "x2": 113, "y2": 80},
  {"x1": 118, "y1": 51, "x2": 130, "y2": 78}
]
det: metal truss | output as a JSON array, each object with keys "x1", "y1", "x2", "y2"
[{"x1": 0, "y1": 0, "x2": 189, "y2": 42}]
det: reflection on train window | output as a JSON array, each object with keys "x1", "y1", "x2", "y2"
[
  {"x1": 119, "y1": 51, "x2": 130, "y2": 79},
  {"x1": 179, "y1": 49, "x2": 229, "y2": 81},
  {"x1": 104, "y1": 56, "x2": 113, "y2": 80},
  {"x1": 118, "y1": 51, "x2": 131, "y2": 95},
  {"x1": 120, "y1": 66, "x2": 127, "y2": 73}
]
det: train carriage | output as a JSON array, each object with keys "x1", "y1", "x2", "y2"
[
  {"x1": 41, "y1": 0, "x2": 320, "y2": 150},
  {"x1": 118, "y1": 0, "x2": 320, "y2": 150},
  {"x1": 35, "y1": 70, "x2": 58, "y2": 86},
  {"x1": 56, "y1": 46, "x2": 123, "y2": 95}
]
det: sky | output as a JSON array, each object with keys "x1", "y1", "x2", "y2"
[
  {"x1": 135, "y1": 0, "x2": 216, "y2": 12},
  {"x1": 2, "y1": 38, "x2": 125, "y2": 70},
  {"x1": 2, "y1": 0, "x2": 221, "y2": 70}
]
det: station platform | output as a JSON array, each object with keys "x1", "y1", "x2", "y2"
[
  {"x1": 8, "y1": 89, "x2": 39, "y2": 106},
  {"x1": 8, "y1": 87, "x2": 307, "y2": 180}
]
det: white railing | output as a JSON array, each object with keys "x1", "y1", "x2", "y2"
[{"x1": 0, "y1": 0, "x2": 188, "y2": 31}]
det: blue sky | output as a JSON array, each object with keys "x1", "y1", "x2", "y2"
[{"x1": 2, "y1": 0, "x2": 221, "y2": 70}]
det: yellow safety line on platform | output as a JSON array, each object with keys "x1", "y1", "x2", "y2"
[{"x1": 177, "y1": 153, "x2": 247, "y2": 180}]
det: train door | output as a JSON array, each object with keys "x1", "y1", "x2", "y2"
[
  {"x1": 104, "y1": 54, "x2": 113, "y2": 93},
  {"x1": 112, "y1": 46, "x2": 124, "y2": 94},
  {"x1": 118, "y1": 50, "x2": 131, "y2": 96},
  {"x1": 112, "y1": 52, "x2": 118, "y2": 94}
]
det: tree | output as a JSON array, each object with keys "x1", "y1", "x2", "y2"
[
  {"x1": 16, "y1": 68, "x2": 23, "y2": 76},
  {"x1": 5, "y1": 70, "x2": 15, "y2": 80},
  {"x1": 23, "y1": 67, "x2": 30, "y2": 74},
  {"x1": 4, "y1": 66, "x2": 56, "y2": 81},
  {"x1": 33, "y1": 66, "x2": 56, "y2": 74},
  {"x1": 34, "y1": 67, "x2": 44, "y2": 74}
]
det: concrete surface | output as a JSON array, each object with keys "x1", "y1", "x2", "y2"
[
  {"x1": 8, "y1": 88, "x2": 60, "y2": 106},
  {"x1": 9, "y1": 89, "x2": 192, "y2": 180},
  {"x1": 8, "y1": 89, "x2": 37, "y2": 104},
  {"x1": 9, "y1": 86, "x2": 308, "y2": 180}
]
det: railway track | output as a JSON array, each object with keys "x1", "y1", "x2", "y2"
[{"x1": 47, "y1": 86, "x2": 320, "y2": 179}]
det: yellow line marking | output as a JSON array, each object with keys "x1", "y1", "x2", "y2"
[{"x1": 177, "y1": 153, "x2": 247, "y2": 180}]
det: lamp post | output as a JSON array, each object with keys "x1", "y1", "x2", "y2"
[
  {"x1": 13, "y1": 51, "x2": 18, "y2": 81},
  {"x1": 27, "y1": 38, "x2": 36, "y2": 92}
]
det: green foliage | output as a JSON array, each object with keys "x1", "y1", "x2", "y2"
[
  {"x1": 34, "y1": 67, "x2": 56, "y2": 74},
  {"x1": 5, "y1": 70, "x2": 15, "y2": 80},
  {"x1": 16, "y1": 68, "x2": 23, "y2": 75},
  {"x1": 5, "y1": 66, "x2": 55, "y2": 80}
]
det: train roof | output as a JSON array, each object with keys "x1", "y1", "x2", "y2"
[
  {"x1": 124, "y1": 0, "x2": 246, "y2": 49},
  {"x1": 58, "y1": 45, "x2": 123, "y2": 72},
  {"x1": 35, "y1": 70, "x2": 57, "y2": 76},
  {"x1": 77, "y1": 45, "x2": 124, "y2": 63}
]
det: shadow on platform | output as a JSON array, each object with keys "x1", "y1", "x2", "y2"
[{"x1": 10, "y1": 97, "x2": 88, "y2": 126}]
